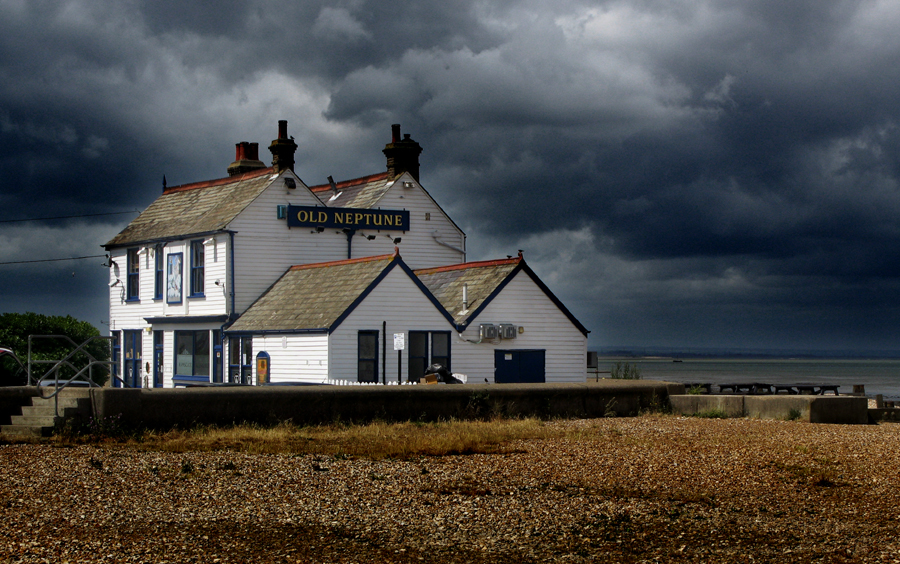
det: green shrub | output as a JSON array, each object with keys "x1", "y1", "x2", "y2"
[{"x1": 610, "y1": 362, "x2": 642, "y2": 380}]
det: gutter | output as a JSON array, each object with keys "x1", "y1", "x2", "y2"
[{"x1": 431, "y1": 231, "x2": 465, "y2": 255}]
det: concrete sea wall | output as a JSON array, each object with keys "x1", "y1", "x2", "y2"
[
  {"x1": 670, "y1": 394, "x2": 870, "y2": 424},
  {"x1": 88, "y1": 381, "x2": 680, "y2": 429}
]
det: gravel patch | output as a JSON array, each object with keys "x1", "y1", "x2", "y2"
[{"x1": 2, "y1": 416, "x2": 900, "y2": 563}]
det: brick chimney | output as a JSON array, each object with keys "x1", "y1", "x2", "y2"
[
  {"x1": 227, "y1": 142, "x2": 266, "y2": 176},
  {"x1": 269, "y1": 120, "x2": 297, "y2": 173},
  {"x1": 383, "y1": 124, "x2": 422, "y2": 181}
]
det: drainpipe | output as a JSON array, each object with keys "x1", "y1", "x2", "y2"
[
  {"x1": 382, "y1": 320, "x2": 386, "y2": 385},
  {"x1": 226, "y1": 231, "x2": 237, "y2": 383},
  {"x1": 229, "y1": 231, "x2": 236, "y2": 315}
]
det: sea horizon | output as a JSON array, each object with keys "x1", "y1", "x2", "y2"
[
  {"x1": 594, "y1": 346, "x2": 900, "y2": 360},
  {"x1": 591, "y1": 352, "x2": 900, "y2": 401}
]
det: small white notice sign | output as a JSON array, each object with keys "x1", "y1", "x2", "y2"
[{"x1": 393, "y1": 333, "x2": 405, "y2": 351}]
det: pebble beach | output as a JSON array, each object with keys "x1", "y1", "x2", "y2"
[{"x1": 2, "y1": 416, "x2": 900, "y2": 563}]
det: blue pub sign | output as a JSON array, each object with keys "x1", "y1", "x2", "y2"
[{"x1": 286, "y1": 205, "x2": 409, "y2": 231}]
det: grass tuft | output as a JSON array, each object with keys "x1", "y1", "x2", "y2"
[{"x1": 60, "y1": 418, "x2": 560, "y2": 460}]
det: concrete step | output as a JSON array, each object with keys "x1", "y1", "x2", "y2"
[
  {"x1": 10, "y1": 414, "x2": 63, "y2": 427},
  {"x1": 35, "y1": 387, "x2": 93, "y2": 399},
  {"x1": 3, "y1": 424, "x2": 57, "y2": 437},
  {"x1": 21, "y1": 404, "x2": 90, "y2": 418},
  {"x1": 1, "y1": 389, "x2": 94, "y2": 439},
  {"x1": 0, "y1": 424, "x2": 54, "y2": 438},
  {"x1": 31, "y1": 397, "x2": 92, "y2": 410}
]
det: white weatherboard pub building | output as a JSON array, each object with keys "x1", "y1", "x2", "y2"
[{"x1": 104, "y1": 122, "x2": 588, "y2": 387}]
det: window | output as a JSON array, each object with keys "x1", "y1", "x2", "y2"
[
  {"x1": 175, "y1": 330, "x2": 210, "y2": 380},
  {"x1": 154, "y1": 247, "x2": 163, "y2": 300},
  {"x1": 358, "y1": 331, "x2": 379, "y2": 383},
  {"x1": 190, "y1": 240, "x2": 204, "y2": 297},
  {"x1": 409, "y1": 331, "x2": 428, "y2": 382},
  {"x1": 431, "y1": 332, "x2": 451, "y2": 370},
  {"x1": 408, "y1": 331, "x2": 451, "y2": 382},
  {"x1": 126, "y1": 248, "x2": 139, "y2": 301}
]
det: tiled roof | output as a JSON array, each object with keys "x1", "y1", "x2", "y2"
[
  {"x1": 416, "y1": 257, "x2": 589, "y2": 335},
  {"x1": 308, "y1": 172, "x2": 396, "y2": 209},
  {"x1": 415, "y1": 258, "x2": 521, "y2": 325},
  {"x1": 105, "y1": 168, "x2": 277, "y2": 248},
  {"x1": 227, "y1": 253, "x2": 398, "y2": 333}
]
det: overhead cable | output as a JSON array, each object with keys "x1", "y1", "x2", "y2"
[{"x1": 0, "y1": 210, "x2": 139, "y2": 224}]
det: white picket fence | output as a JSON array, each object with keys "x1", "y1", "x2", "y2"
[{"x1": 329, "y1": 380, "x2": 419, "y2": 386}]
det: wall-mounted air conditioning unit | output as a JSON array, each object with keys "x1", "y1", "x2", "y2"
[
  {"x1": 479, "y1": 324, "x2": 498, "y2": 340},
  {"x1": 499, "y1": 324, "x2": 517, "y2": 339}
]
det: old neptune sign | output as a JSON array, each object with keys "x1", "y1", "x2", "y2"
[{"x1": 287, "y1": 205, "x2": 409, "y2": 231}]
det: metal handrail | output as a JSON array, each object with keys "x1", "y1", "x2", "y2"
[
  {"x1": 27, "y1": 335, "x2": 124, "y2": 417},
  {"x1": 37, "y1": 360, "x2": 125, "y2": 417},
  {"x1": 28, "y1": 335, "x2": 113, "y2": 386}
]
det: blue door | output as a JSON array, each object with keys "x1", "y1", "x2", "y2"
[
  {"x1": 213, "y1": 344, "x2": 223, "y2": 383},
  {"x1": 494, "y1": 350, "x2": 545, "y2": 383},
  {"x1": 123, "y1": 330, "x2": 142, "y2": 388},
  {"x1": 153, "y1": 331, "x2": 164, "y2": 387}
]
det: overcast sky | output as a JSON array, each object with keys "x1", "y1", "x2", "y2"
[{"x1": 3, "y1": 0, "x2": 900, "y2": 354}]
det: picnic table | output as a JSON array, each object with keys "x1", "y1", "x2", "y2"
[
  {"x1": 718, "y1": 383, "x2": 773, "y2": 394},
  {"x1": 795, "y1": 384, "x2": 840, "y2": 395},
  {"x1": 772, "y1": 384, "x2": 841, "y2": 395}
]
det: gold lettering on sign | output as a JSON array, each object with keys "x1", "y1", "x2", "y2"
[
  {"x1": 395, "y1": 215, "x2": 403, "y2": 227},
  {"x1": 318, "y1": 211, "x2": 328, "y2": 223},
  {"x1": 334, "y1": 212, "x2": 343, "y2": 223},
  {"x1": 354, "y1": 213, "x2": 363, "y2": 225},
  {"x1": 297, "y1": 210, "x2": 308, "y2": 222},
  {"x1": 373, "y1": 214, "x2": 382, "y2": 226}
]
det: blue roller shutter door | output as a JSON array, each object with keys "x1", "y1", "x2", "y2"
[{"x1": 494, "y1": 349, "x2": 545, "y2": 383}]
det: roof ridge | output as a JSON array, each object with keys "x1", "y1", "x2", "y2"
[
  {"x1": 414, "y1": 257, "x2": 521, "y2": 275},
  {"x1": 289, "y1": 252, "x2": 396, "y2": 271},
  {"x1": 163, "y1": 166, "x2": 275, "y2": 194},
  {"x1": 308, "y1": 171, "x2": 393, "y2": 192}
]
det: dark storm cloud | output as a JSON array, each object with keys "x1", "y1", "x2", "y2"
[{"x1": 2, "y1": 0, "x2": 900, "y2": 351}]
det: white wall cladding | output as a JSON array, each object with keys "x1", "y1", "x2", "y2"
[
  {"x1": 358, "y1": 173, "x2": 465, "y2": 270},
  {"x1": 229, "y1": 171, "x2": 346, "y2": 313},
  {"x1": 328, "y1": 267, "x2": 454, "y2": 382},
  {"x1": 451, "y1": 272, "x2": 587, "y2": 383},
  {"x1": 253, "y1": 333, "x2": 329, "y2": 384}
]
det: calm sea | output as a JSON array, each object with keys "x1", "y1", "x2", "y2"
[{"x1": 596, "y1": 357, "x2": 900, "y2": 400}]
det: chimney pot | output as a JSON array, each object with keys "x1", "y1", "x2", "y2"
[
  {"x1": 269, "y1": 120, "x2": 298, "y2": 173},
  {"x1": 383, "y1": 123, "x2": 422, "y2": 182},
  {"x1": 228, "y1": 141, "x2": 266, "y2": 176}
]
